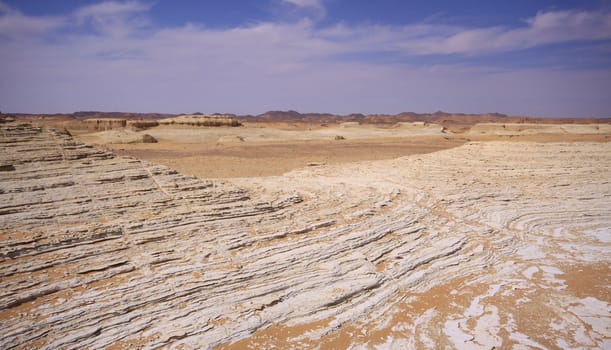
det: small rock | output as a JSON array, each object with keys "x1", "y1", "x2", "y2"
[{"x1": 142, "y1": 134, "x2": 158, "y2": 143}]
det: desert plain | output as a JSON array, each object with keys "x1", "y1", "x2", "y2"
[{"x1": 0, "y1": 113, "x2": 610, "y2": 349}]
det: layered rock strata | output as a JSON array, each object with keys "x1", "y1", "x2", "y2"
[
  {"x1": 0, "y1": 123, "x2": 609, "y2": 349},
  {"x1": 159, "y1": 115, "x2": 240, "y2": 127}
]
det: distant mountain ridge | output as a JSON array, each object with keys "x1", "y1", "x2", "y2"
[
  {"x1": 6, "y1": 110, "x2": 611, "y2": 125},
  {"x1": 238, "y1": 110, "x2": 610, "y2": 126}
]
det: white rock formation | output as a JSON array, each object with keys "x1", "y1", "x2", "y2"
[{"x1": 0, "y1": 122, "x2": 609, "y2": 349}]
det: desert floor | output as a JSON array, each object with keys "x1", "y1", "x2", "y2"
[
  {"x1": 1, "y1": 120, "x2": 610, "y2": 349},
  {"x1": 72, "y1": 122, "x2": 610, "y2": 178}
]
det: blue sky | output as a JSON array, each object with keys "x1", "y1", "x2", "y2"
[{"x1": 1, "y1": 0, "x2": 610, "y2": 116}]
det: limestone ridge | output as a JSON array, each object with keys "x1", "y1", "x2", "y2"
[
  {"x1": 0, "y1": 123, "x2": 300, "y2": 348},
  {"x1": 1, "y1": 122, "x2": 610, "y2": 349},
  {"x1": 1, "y1": 123, "x2": 493, "y2": 348}
]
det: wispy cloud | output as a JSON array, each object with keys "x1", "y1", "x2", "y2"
[
  {"x1": 73, "y1": 0, "x2": 152, "y2": 37},
  {"x1": 282, "y1": 0, "x2": 323, "y2": 9},
  {"x1": 396, "y1": 10, "x2": 611, "y2": 55},
  {"x1": 280, "y1": 0, "x2": 326, "y2": 20},
  {"x1": 3, "y1": 2, "x2": 610, "y2": 58},
  {"x1": 1, "y1": 1, "x2": 610, "y2": 116},
  {"x1": 0, "y1": 1, "x2": 65, "y2": 39},
  {"x1": 74, "y1": 0, "x2": 151, "y2": 20}
]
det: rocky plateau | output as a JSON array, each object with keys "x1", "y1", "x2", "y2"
[{"x1": 0, "y1": 121, "x2": 609, "y2": 349}]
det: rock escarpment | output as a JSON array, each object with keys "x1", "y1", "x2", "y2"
[
  {"x1": 84, "y1": 118, "x2": 128, "y2": 131},
  {"x1": 159, "y1": 115, "x2": 241, "y2": 127},
  {"x1": 1, "y1": 122, "x2": 610, "y2": 349}
]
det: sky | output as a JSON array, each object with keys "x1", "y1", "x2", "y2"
[{"x1": 1, "y1": 0, "x2": 610, "y2": 117}]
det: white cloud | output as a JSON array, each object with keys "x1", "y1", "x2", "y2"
[
  {"x1": 396, "y1": 10, "x2": 611, "y2": 55},
  {"x1": 282, "y1": 0, "x2": 323, "y2": 9},
  {"x1": 74, "y1": 0, "x2": 150, "y2": 19},
  {"x1": 0, "y1": 1, "x2": 65, "y2": 38},
  {"x1": 73, "y1": 0, "x2": 152, "y2": 37},
  {"x1": 0, "y1": 2, "x2": 610, "y2": 116},
  {"x1": 280, "y1": 0, "x2": 325, "y2": 20}
]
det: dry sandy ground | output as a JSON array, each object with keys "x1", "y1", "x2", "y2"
[
  {"x1": 71, "y1": 122, "x2": 610, "y2": 178},
  {"x1": 72, "y1": 124, "x2": 461, "y2": 178},
  {"x1": 1, "y1": 121, "x2": 610, "y2": 349}
]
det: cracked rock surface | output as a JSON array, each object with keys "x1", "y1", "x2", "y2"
[{"x1": 1, "y1": 123, "x2": 610, "y2": 349}]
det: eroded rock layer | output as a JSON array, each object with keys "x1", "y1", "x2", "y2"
[{"x1": 1, "y1": 123, "x2": 610, "y2": 349}]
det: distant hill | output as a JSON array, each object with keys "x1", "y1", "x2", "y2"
[
  {"x1": 7, "y1": 110, "x2": 611, "y2": 126},
  {"x1": 237, "y1": 111, "x2": 611, "y2": 126}
]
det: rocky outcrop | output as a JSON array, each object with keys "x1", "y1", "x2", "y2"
[
  {"x1": 141, "y1": 134, "x2": 158, "y2": 143},
  {"x1": 468, "y1": 122, "x2": 611, "y2": 135},
  {"x1": 127, "y1": 120, "x2": 160, "y2": 130},
  {"x1": 84, "y1": 118, "x2": 128, "y2": 131},
  {"x1": 159, "y1": 115, "x2": 241, "y2": 127},
  {"x1": 1, "y1": 122, "x2": 610, "y2": 349},
  {"x1": 57, "y1": 118, "x2": 158, "y2": 132}
]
